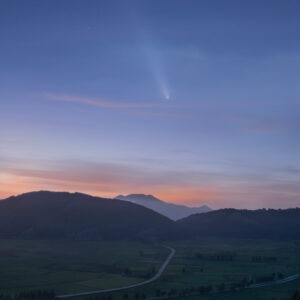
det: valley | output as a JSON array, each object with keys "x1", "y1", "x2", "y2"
[{"x1": 0, "y1": 238, "x2": 299, "y2": 300}]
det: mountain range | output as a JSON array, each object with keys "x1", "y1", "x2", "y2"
[
  {"x1": 114, "y1": 194, "x2": 212, "y2": 220},
  {"x1": 0, "y1": 191, "x2": 299, "y2": 240}
]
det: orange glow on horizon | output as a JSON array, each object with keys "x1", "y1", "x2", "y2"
[
  {"x1": 0, "y1": 173, "x2": 216, "y2": 206},
  {"x1": 154, "y1": 188, "x2": 217, "y2": 206}
]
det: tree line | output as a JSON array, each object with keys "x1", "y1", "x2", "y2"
[
  {"x1": 195, "y1": 251, "x2": 237, "y2": 261},
  {"x1": 0, "y1": 290, "x2": 55, "y2": 300}
]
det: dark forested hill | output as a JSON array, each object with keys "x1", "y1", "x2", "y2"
[
  {"x1": 1, "y1": 191, "x2": 299, "y2": 240},
  {"x1": 0, "y1": 191, "x2": 173, "y2": 239},
  {"x1": 171, "y1": 208, "x2": 300, "y2": 239}
]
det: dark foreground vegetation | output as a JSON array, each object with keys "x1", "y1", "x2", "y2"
[
  {"x1": 83, "y1": 289, "x2": 300, "y2": 300},
  {"x1": 1, "y1": 288, "x2": 300, "y2": 300},
  {"x1": 0, "y1": 289, "x2": 55, "y2": 300}
]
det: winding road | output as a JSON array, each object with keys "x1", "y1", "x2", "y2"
[
  {"x1": 56, "y1": 246, "x2": 176, "y2": 299},
  {"x1": 56, "y1": 246, "x2": 299, "y2": 299}
]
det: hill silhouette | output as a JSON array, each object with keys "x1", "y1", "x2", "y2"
[
  {"x1": 170, "y1": 208, "x2": 300, "y2": 239},
  {"x1": 1, "y1": 191, "x2": 299, "y2": 240},
  {"x1": 115, "y1": 194, "x2": 212, "y2": 220},
  {"x1": 0, "y1": 191, "x2": 173, "y2": 239}
]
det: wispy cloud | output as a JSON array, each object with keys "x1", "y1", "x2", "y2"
[
  {"x1": 231, "y1": 115, "x2": 300, "y2": 132},
  {"x1": 45, "y1": 93, "x2": 163, "y2": 109},
  {"x1": 0, "y1": 157, "x2": 218, "y2": 204},
  {"x1": 245, "y1": 121, "x2": 298, "y2": 132},
  {"x1": 1, "y1": 156, "x2": 300, "y2": 208}
]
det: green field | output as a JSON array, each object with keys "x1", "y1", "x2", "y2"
[
  {"x1": 164, "y1": 238, "x2": 300, "y2": 288},
  {"x1": 0, "y1": 238, "x2": 299, "y2": 299},
  {"x1": 0, "y1": 239, "x2": 168, "y2": 294}
]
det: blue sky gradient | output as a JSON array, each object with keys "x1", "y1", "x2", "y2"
[{"x1": 0, "y1": 0, "x2": 299, "y2": 208}]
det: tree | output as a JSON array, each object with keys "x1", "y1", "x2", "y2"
[
  {"x1": 155, "y1": 289, "x2": 161, "y2": 297},
  {"x1": 278, "y1": 272, "x2": 284, "y2": 279}
]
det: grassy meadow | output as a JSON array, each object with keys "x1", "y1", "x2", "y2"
[
  {"x1": 0, "y1": 238, "x2": 299, "y2": 299},
  {"x1": 0, "y1": 239, "x2": 167, "y2": 294}
]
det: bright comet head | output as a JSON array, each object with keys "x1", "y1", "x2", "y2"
[{"x1": 161, "y1": 85, "x2": 170, "y2": 100}]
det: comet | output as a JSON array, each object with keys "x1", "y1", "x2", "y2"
[
  {"x1": 143, "y1": 43, "x2": 170, "y2": 101},
  {"x1": 127, "y1": 4, "x2": 170, "y2": 101},
  {"x1": 162, "y1": 85, "x2": 170, "y2": 100}
]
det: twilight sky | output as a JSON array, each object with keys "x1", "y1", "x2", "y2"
[{"x1": 0, "y1": 0, "x2": 299, "y2": 208}]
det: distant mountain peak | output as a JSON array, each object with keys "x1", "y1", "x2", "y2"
[
  {"x1": 198, "y1": 205, "x2": 211, "y2": 210},
  {"x1": 114, "y1": 193, "x2": 212, "y2": 221},
  {"x1": 115, "y1": 194, "x2": 161, "y2": 202}
]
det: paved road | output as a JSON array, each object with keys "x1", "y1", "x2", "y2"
[
  {"x1": 56, "y1": 246, "x2": 176, "y2": 299},
  {"x1": 245, "y1": 274, "x2": 300, "y2": 289}
]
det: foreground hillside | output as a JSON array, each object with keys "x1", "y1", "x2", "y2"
[
  {"x1": 0, "y1": 191, "x2": 173, "y2": 239},
  {"x1": 172, "y1": 208, "x2": 300, "y2": 239}
]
